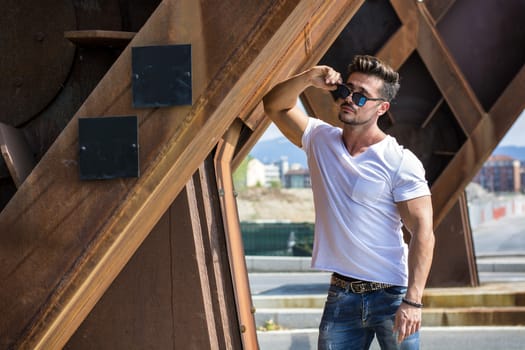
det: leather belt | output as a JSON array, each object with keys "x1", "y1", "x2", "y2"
[{"x1": 330, "y1": 273, "x2": 393, "y2": 294}]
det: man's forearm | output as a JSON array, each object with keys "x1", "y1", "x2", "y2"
[
  {"x1": 263, "y1": 70, "x2": 312, "y2": 114},
  {"x1": 263, "y1": 65, "x2": 341, "y2": 114},
  {"x1": 405, "y1": 229, "x2": 435, "y2": 303}
]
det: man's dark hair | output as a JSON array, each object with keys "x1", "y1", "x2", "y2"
[{"x1": 348, "y1": 55, "x2": 400, "y2": 102}]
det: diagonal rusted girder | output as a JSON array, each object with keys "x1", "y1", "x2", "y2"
[
  {"x1": 378, "y1": 0, "x2": 418, "y2": 69},
  {"x1": 412, "y1": 2, "x2": 524, "y2": 226},
  {"x1": 432, "y1": 66, "x2": 525, "y2": 226},
  {"x1": 415, "y1": 2, "x2": 485, "y2": 137},
  {"x1": 0, "y1": 0, "x2": 365, "y2": 348}
]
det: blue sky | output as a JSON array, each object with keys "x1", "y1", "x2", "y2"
[
  {"x1": 499, "y1": 109, "x2": 525, "y2": 147},
  {"x1": 261, "y1": 109, "x2": 525, "y2": 147},
  {"x1": 260, "y1": 122, "x2": 283, "y2": 141}
]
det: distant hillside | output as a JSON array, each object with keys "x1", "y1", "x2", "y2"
[
  {"x1": 250, "y1": 136, "x2": 307, "y2": 168},
  {"x1": 249, "y1": 139, "x2": 525, "y2": 167},
  {"x1": 493, "y1": 146, "x2": 525, "y2": 161}
]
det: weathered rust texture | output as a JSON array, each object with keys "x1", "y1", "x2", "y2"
[
  {"x1": 0, "y1": 1, "x2": 76, "y2": 127},
  {"x1": 216, "y1": 121, "x2": 258, "y2": 348},
  {"x1": 0, "y1": 0, "x2": 524, "y2": 347},
  {"x1": 432, "y1": 66, "x2": 525, "y2": 226},
  {"x1": 65, "y1": 158, "x2": 242, "y2": 349},
  {"x1": 0, "y1": 0, "x2": 366, "y2": 348},
  {"x1": 428, "y1": 193, "x2": 479, "y2": 287}
]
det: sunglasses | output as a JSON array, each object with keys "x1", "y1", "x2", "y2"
[{"x1": 334, "y1": 84, "x2": 386, "y2": 107}]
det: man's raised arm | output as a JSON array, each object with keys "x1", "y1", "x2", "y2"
[{"x1": 262, "y1": 66, "x2": 341, "y2": 147}]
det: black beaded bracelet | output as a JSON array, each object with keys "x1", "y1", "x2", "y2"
[{"x1": 402, "y1": 298, "x2": 424, "y2": 308}]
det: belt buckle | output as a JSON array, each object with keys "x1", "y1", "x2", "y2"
[{"x1": 350, "y1": 281, "x2": 367, "y2": 294}]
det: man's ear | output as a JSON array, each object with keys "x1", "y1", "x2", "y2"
[{"x1": 377, "y1": 101, "x2": 390, "y2": 116}]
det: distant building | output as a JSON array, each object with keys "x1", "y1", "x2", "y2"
[
  {"x1": 246, "y1": 156, "x2": 310, "y2": 188},
  {"x1": 246, "y1": 158, "x2": 266, "y2": 187},
  {"x1": 473, "y1": 155, "x2": 521, "y2": 192},
  {"x1": 245, "y1": 157, "x2": 288, "y2": 188},
  {"x1": 264, "y1": 162, "x2": 281, "y2": 187},
  {"x1": 278, "y1": 156, "x2": 289, "y2": 184},
  {"x1": 284, "y1": 168, "x2": 311, "y2": 188},
  {"x1": 521, "y1": 165, "x2": 525, "y2": 193}
]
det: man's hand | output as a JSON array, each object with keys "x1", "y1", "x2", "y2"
[
  {"x1": 262, "y1": 65, "x2": 343, "y2": 147},
  {"x1": 307, "y1": 65, "x2": 343, "y2": 90},
  {"x1": 393, "y1": 302, "x2": 422, "y2": 343}
]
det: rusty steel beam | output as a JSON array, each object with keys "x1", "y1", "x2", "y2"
[
  {"x1": 376, "y1": 25, "x2": 417, "y2": 71},
  {"x1": 425, "y1": 0, "x2": 457, "y2": 23},
  {"x1": 416, "y1": 2, "x2": 485, "y2": 136},
  {"x1": 64, "y1": 30, "x2": 136, "y2": 47},
  {"x1": 0, "y1": 0, "x2": 365, "y2": 348},
  {"x1": 380, "y1": 0, "x2": 418, "y2": 69},
  {"x1": 432, "y1": 65, "x2": 525, "y2": 225},
  {"x1": 215, "y1": 120, "x2": 258, "y2": 349},
  {"x1": 428, "y1": 192, "x2": 479, "y2": 287},
  {"x1": 64, "y1": 164, "x2": 242, "y2": 349},
  {"x1": 233, "y1": 104, "x2": 271, "y2": 171}
]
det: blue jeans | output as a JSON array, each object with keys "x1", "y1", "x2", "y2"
[{"x1": 318, "y1": 284, "x2": 419, "y2": 350}]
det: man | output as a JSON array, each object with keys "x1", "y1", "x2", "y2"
[{"x1": 262, "y1": 55, "x2": 434, "y2": 350}]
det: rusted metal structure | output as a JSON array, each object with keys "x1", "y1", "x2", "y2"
[{"x1": 0, "y1": 0, "x2": 523, "y2": 348}]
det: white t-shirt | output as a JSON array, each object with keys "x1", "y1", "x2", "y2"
[{"x1": 302, "y1": 117, "x2": 431, "y2": 286}]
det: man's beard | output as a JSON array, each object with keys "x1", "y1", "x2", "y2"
[{"x1": 338, "y1": 110, "x2": 374, "y2": 126}]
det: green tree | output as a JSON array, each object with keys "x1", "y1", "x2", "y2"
[{"x1": 233, "y1": 155, "x2": 252, "y2": 191}]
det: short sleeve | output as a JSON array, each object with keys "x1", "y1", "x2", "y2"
[
  {"x1": 392, "y1": 150, "x2": 431, "y2": 202},
  {"x1": 302, "y1": 117, "x2": 318, "y2": 152}
]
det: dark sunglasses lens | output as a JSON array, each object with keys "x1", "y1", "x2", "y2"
[
  {"x1": 336, "y1": 85, "x2": 350, "y2": 99},
  {"x1": 352, "y1": 92, "x2": 367, "y2": 107}
]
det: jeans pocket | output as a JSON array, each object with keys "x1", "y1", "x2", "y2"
[
  {"x1": 325, "y1": 285, "x2": 343, "y2": 304},
  {"x1": 382, "y1": 285, "x2": 407, "y2": 298}
]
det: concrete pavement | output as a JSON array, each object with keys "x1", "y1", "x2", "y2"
[{"x1": 257, "y1": 326, "x2": 525, "y2": 350}]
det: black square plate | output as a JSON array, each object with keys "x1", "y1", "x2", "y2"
[
  {"x1": 132, "y1": 44, "x2": 192, "y2": 108},
  {"x1": 78, "y1": 116, "x2": 139, "y2": 180}
]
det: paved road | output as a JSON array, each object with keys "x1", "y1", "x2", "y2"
[
  {"x1": 473, "y1": 215, "x2": 525, "y2": 256},
  {"x1": 249, "y1": 272, "x2": 330, "y2": 295},
  {"x1": 257, "y1": 327, "x2": 525, "y2": 350}
]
